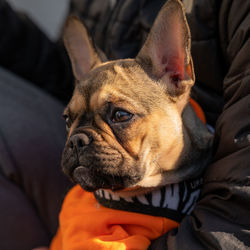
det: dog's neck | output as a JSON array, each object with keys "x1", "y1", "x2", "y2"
[
  {"x1": 158, "y1": 102, "x2": 213, "y2": 183},
  {"x1": 180, "y1": 104, "x2": 214, "y2": 173},
  {"x1": 129, "y1": 102, "x2": 214, "y2": 190}
]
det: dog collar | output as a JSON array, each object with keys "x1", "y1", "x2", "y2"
[{"x1": 94, "y1": 177, "x2": 203, "y2": 222}]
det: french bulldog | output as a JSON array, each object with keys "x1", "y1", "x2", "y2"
[{"x1": 61, "y1": 0, "x2": 213, "y2": 199}]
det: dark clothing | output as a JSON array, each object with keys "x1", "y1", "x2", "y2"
[
  {"x1": 0, "y1": 67, "x2": 72, "y2": 250},
  {"x1": 0, "y1": 0, "x2": 249, "y2": 249},
  {"x1": 0, "y1": 0, "x2": 73, "y2": 103}
]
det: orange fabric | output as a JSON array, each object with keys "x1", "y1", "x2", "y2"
[
  {"x1": 50, "y1": 185, "x2": 179, "y2": 250},
  {"x1": 189, "y1": 98, "x2": 206, "y2": 124}
]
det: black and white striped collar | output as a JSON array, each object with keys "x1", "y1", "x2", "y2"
[{"x1": 94, "y1": 177, "x2": 203, "y2": 222}]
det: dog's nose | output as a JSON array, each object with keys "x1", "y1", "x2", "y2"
[{"x1": 68, "y1": 134, "x2": 92, "y2": 149}]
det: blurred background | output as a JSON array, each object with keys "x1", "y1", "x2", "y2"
[{"x1": 7, "y1": 0, "x2": 69, "y2": 40}]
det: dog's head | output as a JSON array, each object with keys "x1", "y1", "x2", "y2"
[{"x1": 62, "y1": 0, "x2": 213, "y2": 196}]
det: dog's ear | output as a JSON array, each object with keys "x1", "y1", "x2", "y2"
[
  {"x1": 63, "y1": 17, "x2": 101, "y2": 81},
  {"x1": 136, "y1": 0, "x2": 194, "y2": 100}
]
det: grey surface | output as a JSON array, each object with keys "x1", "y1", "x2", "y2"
[
  {"x1": 7, "y1": 0, "x2": 69, "y2": 40},
  {"x1": 0, "y1": 66, "x2": 71, "y2": 249}
]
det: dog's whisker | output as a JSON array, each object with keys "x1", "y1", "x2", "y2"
[{"x1": 152, "y1": 159, "x2": 163, "y2": 172}]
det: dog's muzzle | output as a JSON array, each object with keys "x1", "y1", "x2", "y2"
[{"x1": 61, "y1": 132, "x2": 141, "y2": 191}]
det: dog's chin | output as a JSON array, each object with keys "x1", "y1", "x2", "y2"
[
  {"x1": 72, "y1": 166, "x2": 98, "y2": 191},
  {"x1": 72, "y1": 166, "x2": 141, "y2": 192}
]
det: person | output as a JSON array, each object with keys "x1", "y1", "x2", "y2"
[
  {"x1": 0, "y1": 1, "x2": 73, "y2": 249},
  {"x1": 0, "y1": 0, "x2": 249, "y2": 249}
]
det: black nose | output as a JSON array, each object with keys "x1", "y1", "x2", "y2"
[{"x1": 68, "y1": 133, "x2": 92, "y2": 149}]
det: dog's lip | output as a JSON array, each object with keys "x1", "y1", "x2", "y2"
[
  {"x1": 73, "y1": 165, "x2": 91, "y2": 179},
  {"x1": 72, "y1": 166, "x2": 86, "y2": 181},
  {"x1": 72, "y1": 166, "x2": 95, "y2": 190},
  {"x1": 71, "y1": 166, "x2": 134, "y2": 191},
  {"x1": 106, "y1": 185, "x2": 142, "y2": 194}
]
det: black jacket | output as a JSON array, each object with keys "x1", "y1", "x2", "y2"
[{"x1": 0, "y1": 0, "x2": 249, "y2": 249}]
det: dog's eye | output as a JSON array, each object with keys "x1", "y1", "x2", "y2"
[
  {"x1": 111, "y1": 110, "x2": 133, "y2": 123},
  {"x1": 63, "y1": 115, "x2": 72, "y2": 132}
]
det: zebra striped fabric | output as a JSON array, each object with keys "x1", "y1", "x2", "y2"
[{"x1": 94, "y1": 177, "x2": 203, "y2": 222}]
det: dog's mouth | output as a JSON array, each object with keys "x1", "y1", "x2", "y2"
[
  {"x1": 61, "y1": 135, "x2": 144, "y2": 192},
  {"x1": 72, "y1": 165, "x2": 141, "y2": 192}
]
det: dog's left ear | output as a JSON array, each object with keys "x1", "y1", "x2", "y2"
[
  {"x1": 63, "y1": 17, "x2": 102, "y2": 81},
  {"x1": 136, "y1": 0, "x2": 194, "y2": 106}
]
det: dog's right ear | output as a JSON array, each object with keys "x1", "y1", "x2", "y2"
[{"x1": 63, "y1": 17, "x2": 101, "y2": 81}]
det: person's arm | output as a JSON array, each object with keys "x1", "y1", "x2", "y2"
[
  {"x1": 0, "y1": 0, "x2": 73, "y2": 102},
  {"x1": 150, "y1": 0, "x2": 250, "y2": 249}
]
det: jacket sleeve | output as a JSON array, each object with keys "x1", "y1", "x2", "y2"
[
  {"x1": 0, "y1": 0, "x2": 73, "y2": 103},
  {"x1": 150, "y1": 0, "x2": 250, "y2": 249}
]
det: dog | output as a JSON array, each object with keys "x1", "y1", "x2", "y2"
[
  {"x1": 61, "y1": 0, "x2": 213, "y2": 198},
  {"x1": 34, "y1": 1, "x2": 216, "y2": 249},
  {"x1": 48, "y1": 0, "x2": 215, "y2": 249}
]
